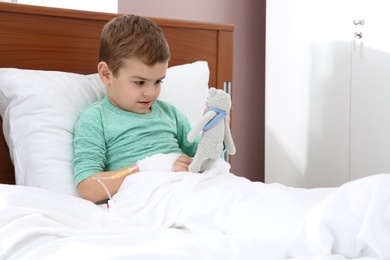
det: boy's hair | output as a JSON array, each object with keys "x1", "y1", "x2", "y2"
[{"x1": 99, "y1": 14, "x2": 170, "y2": 77}]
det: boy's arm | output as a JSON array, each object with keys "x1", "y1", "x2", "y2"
[
  {"x1": 77, "y1": 165, "x2": 139, "y2": 203},
  {"x1": 73, "y1": 108, "x2": 134, "y2": 203},
  {"x1": 78, "y1": 154, "x2": 192, "y2": 203}
]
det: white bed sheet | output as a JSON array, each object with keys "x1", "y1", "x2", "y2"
[{"x1": 1, "y1": 160, "x2": 389, "y2": 259}]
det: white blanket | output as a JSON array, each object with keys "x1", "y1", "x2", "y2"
[{"x1": 0, "y1": 159, "x2": 389, "y2": 259}]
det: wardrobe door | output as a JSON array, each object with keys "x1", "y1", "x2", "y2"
[
  {"x1": 265, "y1": 0, "x2": 352, "y2": 187},
  {"x1": 350, "y1": 0, "x2": 390, "y2": 180}
]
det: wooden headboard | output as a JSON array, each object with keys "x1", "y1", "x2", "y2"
[{"x1": 0, "y1": 3, "x2": 234, "y2": 184}]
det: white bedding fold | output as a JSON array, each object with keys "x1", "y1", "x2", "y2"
[
  {"x1": 113, "y1": 159, "x2": 331, "y2": 238},
  {"x1": 295, "y1": 173, "x2": 390, "y2": 259}
]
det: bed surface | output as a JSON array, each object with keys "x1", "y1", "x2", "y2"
[{"x1": 0, "y1": 2, "x2": 234, "y2": 184}]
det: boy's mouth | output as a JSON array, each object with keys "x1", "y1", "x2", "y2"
[{"x1": 138, "y1": 101, "x2": 151, "y2": 106}]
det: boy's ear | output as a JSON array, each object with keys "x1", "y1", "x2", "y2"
[{"x1": 97, "y1": 61, "x2": 111, "y2": 85}]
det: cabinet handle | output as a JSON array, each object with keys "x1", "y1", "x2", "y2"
[
  {"x1": 354, "y1": 32, "x2": 363, "y2": 39},
  {"x1": 353, "y1": 18, "x2": 365, "y2": 25}
]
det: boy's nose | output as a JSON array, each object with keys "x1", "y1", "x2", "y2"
[{"x1": 143, "y1": 84, "x2": 155, "y2": 97}]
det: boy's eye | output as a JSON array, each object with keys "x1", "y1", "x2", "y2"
[
  {"x1": 135, "y1": 81, "x2": 145, "y2": 86},
  {"x1": 156, "y1": 80, "x2": 164, "y2": 84}
]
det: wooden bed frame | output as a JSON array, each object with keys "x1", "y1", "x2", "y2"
[{"x1": 0, "y1": 2, "x2": 234, "y2": 184}]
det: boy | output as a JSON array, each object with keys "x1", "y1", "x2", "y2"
[{"x1": 73, "y1": 14, "x2": 198, "y2": 203}]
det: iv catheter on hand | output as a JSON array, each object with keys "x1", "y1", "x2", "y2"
[
  {"x1": 94, "y1": 165, "x2": 138, "y2": 180},
  {"x1": 92, "y1": 165, "x2": 138, "y2": 201}
]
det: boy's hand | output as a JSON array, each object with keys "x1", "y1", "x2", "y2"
[{"x1": 172, "y1": 154, "x2": 193, "y2": 172}]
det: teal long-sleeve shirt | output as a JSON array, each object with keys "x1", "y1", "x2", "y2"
[{"x1": 73, "y1": 96, "x2": 198, "y2": 186}]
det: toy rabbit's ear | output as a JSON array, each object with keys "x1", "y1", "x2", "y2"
[{"x1": 209, "y1": 87, "x2": 217, "y2": 96}]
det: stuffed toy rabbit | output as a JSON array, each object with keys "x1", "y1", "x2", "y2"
[{"x1": 187, "y1": 87, "x2": 236, "y2": 173}]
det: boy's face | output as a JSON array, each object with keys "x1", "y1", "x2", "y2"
[{"x1": 103, "y1": 57, "x2": 168, "y2": 114}]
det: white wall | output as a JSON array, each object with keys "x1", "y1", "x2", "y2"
[
  {"x1": 10, "y1": 0, "x2": 118, "y2": 13},
  {"x1": 265, "y1": 0, "x2": 352, "y2": 188},
  {"x1": 265, "y1": 0, "x2": 390, "y2": 188}
]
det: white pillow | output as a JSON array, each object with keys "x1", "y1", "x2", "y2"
[
  {"x1": 0, "y1": 61, "x2": 209, "y2": 197},
  {"x1": 159, "y1": 61, "x2": 209, "y2": 125}
]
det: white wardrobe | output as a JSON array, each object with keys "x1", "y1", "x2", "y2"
[{"x1": 265, "y1": 0, "x2": 390, "y2": 188}]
